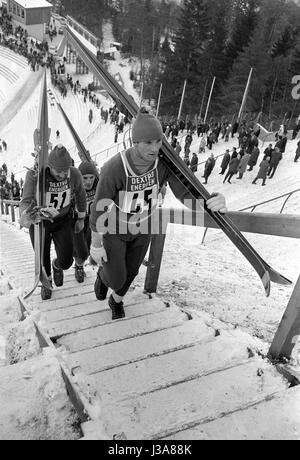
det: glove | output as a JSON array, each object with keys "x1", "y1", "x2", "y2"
[
  {"x1": 90, "y1": 245, "x2": 108, "y2": 266},
  {"x1": 39, "y1": 207, "x2": 59, "y2": 219},
  {"x1": 74, "y1": 218, "x2": 85, "y2": 234},
  {"x1": 207, "y1": 193, "x2": 227, "y2": 214},
  {"x1": 19, "y1": 201, "x2": 42, "y2": 228}
]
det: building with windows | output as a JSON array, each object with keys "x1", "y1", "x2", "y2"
[{"x1": 7, "y1": 0, "x2": 52, "y2": 41}]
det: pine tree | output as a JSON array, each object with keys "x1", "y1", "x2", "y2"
[
  {"x1": 159, "y1": 0, "x2": 211, "y2": 117},
  {"x1": 225, "y1": 0, "x2": 260, "y2": 68},
  {"x1": 217, "y1": 22, "x2": 272, "y2": 117}
]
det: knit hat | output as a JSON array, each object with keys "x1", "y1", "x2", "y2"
[
  {"x1": 132, "y1": 112, "x2": 163, "y2": 143},
  {"x1": 48, "y1": 144, "x2": 72, "y2": 171},
  {"x1": 78, "y1": 161, "x2": 98, "y2": 176}
]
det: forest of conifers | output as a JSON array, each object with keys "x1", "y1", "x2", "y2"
[{"x1": 60, "y1": 0, "x2": 300, "y2": 125}]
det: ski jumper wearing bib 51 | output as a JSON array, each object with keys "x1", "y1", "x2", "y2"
[{"x1": 20, "y1": 164, "x2": 86, "y2": 277}]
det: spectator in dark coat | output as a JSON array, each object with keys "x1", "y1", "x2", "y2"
[
  {"x1": 252, "y1": 158, "x2": 270, "y2": 186},
  {"x1": 231, "y1": 147, "x2": 238, "y2": 159},
  {"x1": 247, "y1": 133, "x2": 259, "y2": 154},
  {"x1": 207, "y1": 132, "x2": 215, "y2": 150},
  {"x1": 203, "y1": 154, "x2": 215, "y2": 184},
  {"x1": 248, "y1": 146, "x2": 260, "y2": 171},
  {"x1": 294, "y1": 140, "x2": 300, "y2": 163},
  {"x1": 223, "y1": 154, "x2": 241, "y2": 184},
  {"x1": 219, "y1": 149, "x2": 231, "y2": 175},
  {"x1": 263, "y1": 144, "x2": 273, "y2": 160},
  {"x1": 275, "y1": 135, "x2": 287, "y2": 153},
  {"x1": 237, "y1": 153, "x2": 250, "y2": 179},
  {"x1": 268, "y1": 147, "x2": 282, "y2": 178},
  {"x1": 190, "y1": 152, "x2": 199, "y2": 173}
]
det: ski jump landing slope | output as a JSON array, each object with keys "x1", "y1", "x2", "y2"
[{"x1": 1, "y1": 219, "x2": 300, "y2": 440}]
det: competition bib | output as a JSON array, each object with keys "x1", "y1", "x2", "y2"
[
  {"x1": 119, "y1": 151, "x2": 159, "y2": 215},
  {"x1": 86, "y1": 187, "x2": 96, "y2": 215},
  {"x1": 45, "y1": 175, "x2": 71, "y2": 210}
]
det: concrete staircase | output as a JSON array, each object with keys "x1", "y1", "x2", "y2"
[{"x1": 1, "y1": 219, "x2": 300, "y2": 440}]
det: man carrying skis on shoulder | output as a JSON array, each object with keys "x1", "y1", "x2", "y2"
[
  {"x1": 20, "y1": 144, "x2": 86, "y2": 300},
  {"x1": 89, "y1": 108, "x2": 227, "y2": 320},
  {"x1": 72, "y1": 161, "x2": 99, "y2": 282}
]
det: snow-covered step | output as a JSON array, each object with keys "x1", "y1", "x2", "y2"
[
  {"x1": 90, "y1": 330, "x2": 258, "y2": 405},
  {"x1": 57, "y1": 308, "x2": 189, "y2": 353},
  {"x1": 47, "y1": 298, "x2": 166, "y2": 338},
  {"x1": 166, "y1": 385, "x2": 300, "y2": 440},
  {"x1": 67, "y1": 319, "x2": 216, "y2": 375},
  {"x1": 99, "y1": 358, "x2": 288, "y2": 440}
]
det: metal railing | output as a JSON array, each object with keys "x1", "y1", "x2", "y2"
[{"x1": 239, "y1": 188, "x2": 300, "y2": 214}]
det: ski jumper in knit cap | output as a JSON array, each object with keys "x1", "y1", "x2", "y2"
[{"x1": 90, "y1": 110, "x2": 204, "y2": 299}]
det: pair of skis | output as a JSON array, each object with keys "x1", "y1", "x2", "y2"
[
  {"x1": 24, "y1": 72, "x2": 52, "y2": 299},
  {"x1": 62, "y1": 27, "x2": 291, "y2": 296}
]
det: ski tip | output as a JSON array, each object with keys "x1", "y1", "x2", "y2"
[
  {"x1": 262, "y1": 271, "x2": 271, "y2": 297},
  {"x1": 268, "y1": 268, "x2": 293, "y2": 286}
]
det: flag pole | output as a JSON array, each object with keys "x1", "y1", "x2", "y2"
[
  {"x1": 238, "y1": 67, "x2": 253, "y2": 122},
  {"x1": 203, "y1": 76, "x2": 216, "y2": 123},
  {"x1": 199, "y1": 79, "x2": 208, "y2": 120},
  {"x1": 156, "y1": 83, "x2": 162, "y2": 117},
  {"x1": 140, "y1": 82, "x2": 144, "y2": 107},
  {"x1": 177, "y1": 79, "x2": 187, "y2": 121}
]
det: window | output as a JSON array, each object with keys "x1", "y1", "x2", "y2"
[
  {"x1": 12, "y1": 2, "x2": 16, "y2": 15},
  {"x1": 21, "y1": 8, "x2": 24, "y2": 18},
  {"x1": 17, "y1": 6, "x2": 20, "y2": 16},
  {"x1": 8, "y1": 1, "x2": 12, "y2": 13}
]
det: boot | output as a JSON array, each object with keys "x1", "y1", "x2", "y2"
[
  {"x1": 52, "y1": 259, "x2": 63, "y2": 287},
  {"x1": 94, "y1": 271, "x2": 108, "y2": 300},
  {"x1": 41, "y1": 279, "x2": 53, "y2": 300},
  {"x1": 108, "y1": 294, "x2": 125, "y2": 320},
  {"x1": 75, "y1": 264, "x2": 85, "y2": 283}
]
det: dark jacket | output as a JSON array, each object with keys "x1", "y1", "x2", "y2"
[
  {"x1": 248, "y1": 147, "x2": 260, "y2": 167},
  {"x1": 221, "y1": 152, "x2": 230, "y2": 170},
  {"x1": 204, "y1": 157, "x2": 216, "y2": 176},
  {"x1": 269, "y1": 149, "x2": 282, "y2": 167},
  {"x1": 228, "y1": 157, "x2": 240, "y2": 174},
  {"x1": 190, "y1": 154, "x2": 198, "y2": 172},
  {"x1": 263, "y1": 147, "x2": 273, "y2": 159},
  {"x1": 257, "y1": 160, "x2": 269, "y2": 179},
  {"x1": 275, "y1": 136, "x2": 287, "y2": 153},
  {"x1": 238, "y1": 153, "x2": 250, "y2": 174}
]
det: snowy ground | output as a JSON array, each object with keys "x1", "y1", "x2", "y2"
[{"x1": 0, "y1": 19, "x2": 300, "y2": 438}]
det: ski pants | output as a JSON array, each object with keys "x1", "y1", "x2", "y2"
[
  {"x1": 29, "y1": 215, "x2": 74, "y2": 277},
  {"x1": 73, "y1": 217, "x2": 90, "y2": 263},
  {"x1": 98, "y1": 233, "x2": 151, "y2": 297}
]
